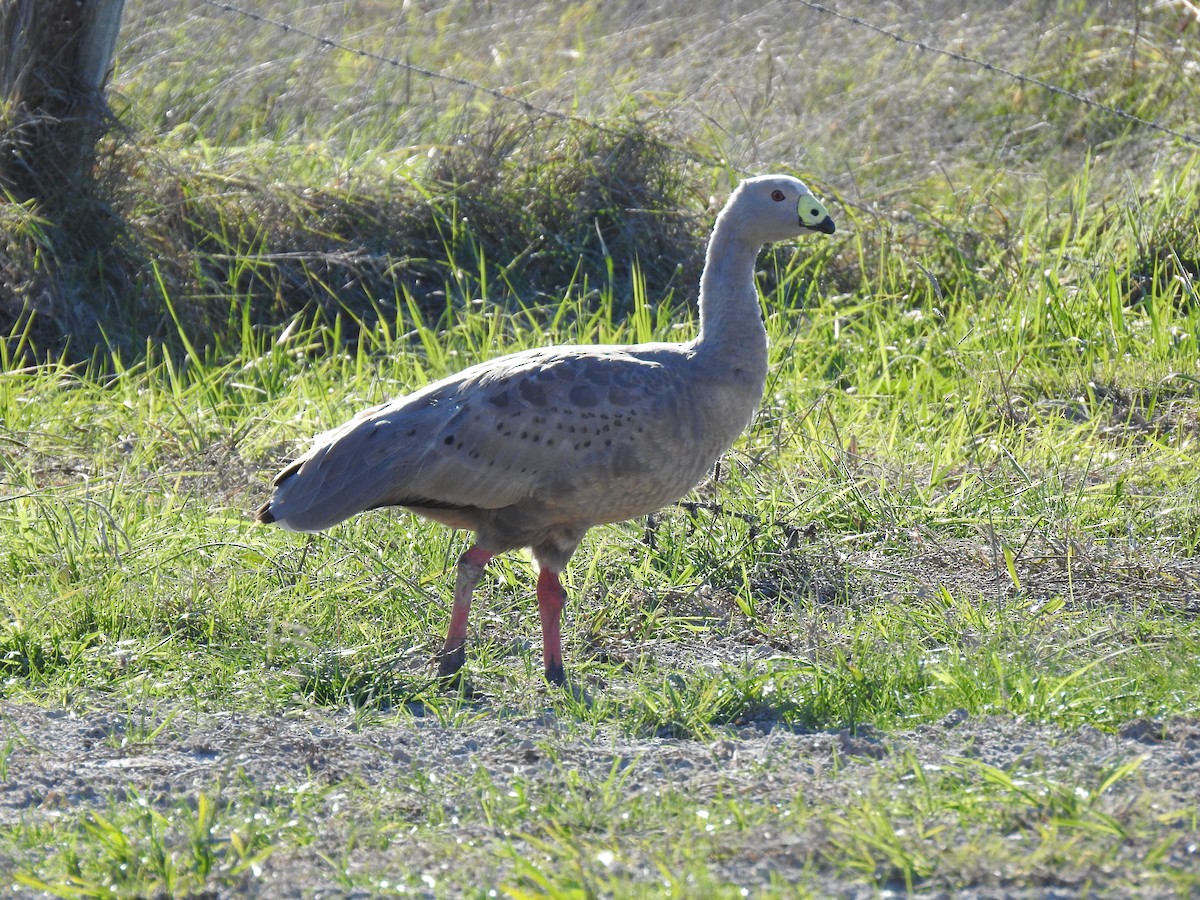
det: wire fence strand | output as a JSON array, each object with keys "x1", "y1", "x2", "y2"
[
  {"x1": 790, "y1": 0, "x2": 1200, "y2": 149},
  {"x1": 196, "y1": 0, "x2": 1200, "y2": 155},
  {"x1": 194, "y1": 0, "x2": 723, "y2": 167}
]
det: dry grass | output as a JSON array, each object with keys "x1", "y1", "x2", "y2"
[{"x1": 4, "y1": 0, "x2": 1197, "y2": 358}]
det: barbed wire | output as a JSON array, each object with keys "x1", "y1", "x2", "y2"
[
  {"x1": 791, "y1": 0, "x2": 1200, "y2": 149},
  {"x1": 193, "y1": 0, "x2": 722, "y2": 167},
  {"x1": 196, "y1": 0, "x2": 1199, "y2": 155},
  {"x1": 194, "y1": 0, "x2": 600, "y2": 127}
]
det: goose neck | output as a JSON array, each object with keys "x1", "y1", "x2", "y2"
[{"x1": 694, "y1": 220, "x2": 768, "y2": 359}]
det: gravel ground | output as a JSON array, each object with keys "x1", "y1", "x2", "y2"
[{"x1": 2, "y1": 699, "x2": 1199, "y2": 897}]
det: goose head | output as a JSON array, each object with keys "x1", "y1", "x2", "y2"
[{"x1": 725, "y1": 174, "x2": 836, "y2": 245}]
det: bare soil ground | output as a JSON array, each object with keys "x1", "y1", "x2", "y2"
[{"x1": 3, "y1": 697, "x2": 1199, "y2": 897}]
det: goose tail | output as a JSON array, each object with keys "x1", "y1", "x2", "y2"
[{"x1": 255, "y1": 448, "x2": 364, "y2": 533}]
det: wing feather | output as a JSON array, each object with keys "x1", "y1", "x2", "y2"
[{"x1": 265, "y1": 344, "x2": 691, "y2": 531}]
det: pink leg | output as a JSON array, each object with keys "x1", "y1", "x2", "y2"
[
  {"x1": 537, "y1": 568, "x2": 568, "y2": 686},
  {"x1": 438, "y1": 545, "x2": 492, "y2": 680}
]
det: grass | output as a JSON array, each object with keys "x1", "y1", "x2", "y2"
[
  {"x1": 5, "y1": 717, "x2": 1196, "y2": 897},
  {"x1": 2, "y1": 0, "x2": 1200, "y2": 895}
]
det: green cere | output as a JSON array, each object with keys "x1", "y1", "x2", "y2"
[{"x1": 798, "y1": 194, "x2": 831, "y2": 228}]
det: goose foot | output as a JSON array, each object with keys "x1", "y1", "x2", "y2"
[
  {"x1": 436, "y1": 644, "x2": 466, "y2": 681},
  {"x1": 544, "y1": 660, "x2": 566, "y2": 686}
]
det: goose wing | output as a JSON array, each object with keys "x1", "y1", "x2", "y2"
[{"x1": 262, "y1": 344, "x2": 685, "y2": 531}]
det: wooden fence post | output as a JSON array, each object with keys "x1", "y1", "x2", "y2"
[{"x1": 0, "y1": 0, "x2": 126, "y2": 203}]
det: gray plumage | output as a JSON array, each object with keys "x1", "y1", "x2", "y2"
[{"x1": 257, "y1": 173, "x2": 835, "y2": 686}]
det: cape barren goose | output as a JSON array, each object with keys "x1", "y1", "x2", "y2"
[{"x1": 257, "y1": 173, "x2": 835, "y2": 686}]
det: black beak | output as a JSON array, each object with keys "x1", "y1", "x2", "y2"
[{"x1": 805, "y1": 216, "x2": 836, "y2": 235}]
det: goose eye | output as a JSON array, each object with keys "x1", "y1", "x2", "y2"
[{"x1": 771, "y1": 190, "x2": 786, "y2": 202}]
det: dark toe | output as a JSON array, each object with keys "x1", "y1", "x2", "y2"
[
  {"x1": 437, "y1": 645, "x2": 466, "y2": 680},
  {"x1": 544, "y1": 660, "x2": 566, "y2": 686}
]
